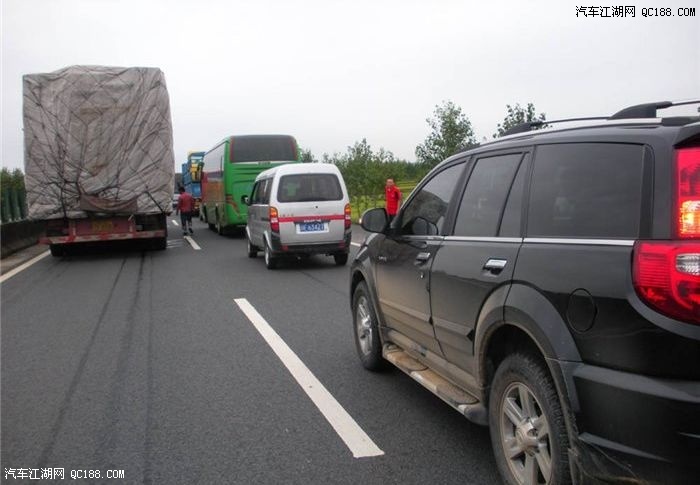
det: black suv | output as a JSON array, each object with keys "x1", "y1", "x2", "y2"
[{"x1": 350, "y1": 101, "x2": 700, "y2": 485}]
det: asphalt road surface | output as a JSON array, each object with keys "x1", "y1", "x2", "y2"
[{"x1": 1, "y1": 217, "x2": 500, "y2": 484}]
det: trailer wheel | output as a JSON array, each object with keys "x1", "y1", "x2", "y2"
[
  {"x1": 152, "y1": 237, "x2": 167, "y2": 250},
  {"x1": 49, "y1": 244, "x2": 65, "y2": 257}
]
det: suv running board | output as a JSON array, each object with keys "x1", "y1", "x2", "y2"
[{"x1": 383, "y1": 345, "x2": 488, "y2": 425}]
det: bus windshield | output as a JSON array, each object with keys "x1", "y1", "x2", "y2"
[{"x1": 231, "y1": 135, "x2": 297, "y2": 163}]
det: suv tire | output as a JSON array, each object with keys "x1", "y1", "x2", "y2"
[
  {"x1": 489, "y1": 352, "x2": 570, "y2": 485},
  {"x1": 352, "y1": 281, "x2": 385, "y2": 371}
]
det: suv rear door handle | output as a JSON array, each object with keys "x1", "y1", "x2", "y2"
[
  {"x1": 483, "y1": 258, "x2": 507, "y2": 275},
  {"x1": 415, "y1": 252, "x2": 432, "y2": 263}
]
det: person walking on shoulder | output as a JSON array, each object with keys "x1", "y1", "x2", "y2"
[
  {"x1": 176, "y1": 186, "x2": 194, "y2": 235},
  {"x1": 385, "y1": 178, "x2": 402, "y2": 223}
]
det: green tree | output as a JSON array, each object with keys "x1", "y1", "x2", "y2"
[
  {"x1": 328, "y1": 139, "x2": 415, "y2": 198},
  {"x1": 11, "y1": 168, "x2": 25, "y2": 190},
  {"x1": 1, "y1": 167, "x2": 26, "y2": 222},
  {"x1": 340, "y1": 139, "x2": 376, "y2": 197},
  {"x1": 415, "y1": 101, "x2": 477, "y2": 168},
  {"x1": 0, "y1": 168, "x2": 12, "y2": 190},
  {"x1": 493, "y1": 102, "x2": 546, "y2": 138},
  {"x1": 300, "y1": 147, "x2": 316, "y2": 163}
]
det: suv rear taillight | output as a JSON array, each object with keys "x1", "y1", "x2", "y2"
[
  {"x1": 676, "y1": 147, "x2": 700, "y2": 238},
  {"x1": 269, "y1": 207, "x2": 279, "y2": 233},
  {"x1": 633, "y1": 241, "x2": 700, "y2": 325},
  {"x1": 344, "y1": 203, "x2": 352, "y2": 230}
]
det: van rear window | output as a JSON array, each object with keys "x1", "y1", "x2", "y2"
[{"x1": 277, "y1": 174, "x2": 343, "y2": 202}]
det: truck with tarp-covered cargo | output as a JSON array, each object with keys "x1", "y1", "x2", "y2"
[{"x1": 23, "y1": 65, "x2": 175, "y2": 256}]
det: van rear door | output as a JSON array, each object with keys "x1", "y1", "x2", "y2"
[{"x1": 276, "y1": 173, "x2": 346, "y2": 245}]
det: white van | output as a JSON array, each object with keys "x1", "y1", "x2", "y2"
[{"x1": 243, "y1": 163, "x2": 351, "y2": 269}]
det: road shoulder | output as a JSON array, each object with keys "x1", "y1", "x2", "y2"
[{"x1": 0, "y1": 244, "x2": 49, "y2": 275}]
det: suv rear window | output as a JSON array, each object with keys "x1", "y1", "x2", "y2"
[
  {"x1": 277, "y1": 174, "x2": 343, "y2": 202},
  {"x1": 527, "y1": 143, "x2": 644, "y2": 238}
]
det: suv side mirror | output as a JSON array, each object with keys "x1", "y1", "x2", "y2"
[
  {"x1": 241, "y1": 195, "x2": 250, "y2": 206},
  {"x1": 360, "y1": 208, "x2": 388, "y2": 233}
]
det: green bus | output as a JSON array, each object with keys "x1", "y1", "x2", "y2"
[{"x1": 201, "y1": 135, "x2": 301, "y2": 234}]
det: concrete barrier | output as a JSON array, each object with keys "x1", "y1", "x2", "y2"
[{"x1": 1, "y1": 220, "x2": 45, "y2": 258}]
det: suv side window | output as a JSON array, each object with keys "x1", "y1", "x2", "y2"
[
  {"x1": 527, "y1": 143, "x2": 644, "y2": 238},
  {"x1": 499, "y1": 154, "x2": 530, "y2": 237},
  {"x1": 453, "y1": 153, "x2": 523, "y2": 237},
  {"x1": 399, "y1": 163, "x2": 465, "y2": 236}
]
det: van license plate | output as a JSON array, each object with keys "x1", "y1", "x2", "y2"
[{"x1": 299, "y1": 221, "x2": 327, "y2": 233}]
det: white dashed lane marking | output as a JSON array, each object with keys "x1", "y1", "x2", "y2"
[
  {"x1": 233, "y1": 298, "x2": 384, "y2": 459},
  {"x1": 0, "y1": 251, "x2": 51, "y2": 284},
  {"x1": 184, "y1": 235, "x2": 201, "y2": 250}
]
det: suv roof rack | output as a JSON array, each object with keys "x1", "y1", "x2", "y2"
[
  {"x1": 609, "y1": 101, "x2": 673, "y2": 119},
  {"x1": 502, "y1": 117, "x2": 606, "y2": 136},
  {"x1": 502, "y1": 99, "x2": 700, "y2": 137}
]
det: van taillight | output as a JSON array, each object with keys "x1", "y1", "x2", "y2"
[
  {"x1": 344, "y1": 203, "x2": 352, "y2": 230},
  {"x1": 633, "y1": 241, "x2": 700, "y2": 325},
  {"x1": 676, "y1": 147, "x2": 700, "y2": 238},
  {"x1": 270, "y1": 207, "x2": 279, "y2": 233}
]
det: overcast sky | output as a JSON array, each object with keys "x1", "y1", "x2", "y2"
[{"x1": 2, "y1": 0, "x2": 698, "y2": 171}]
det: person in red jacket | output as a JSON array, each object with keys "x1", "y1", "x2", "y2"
[
  {"x1": 385, "y1": 178, "x2": 402, "y2": 223},
  {"x1": 176, "y1": 186, "x2": 194, "y2": 235}
]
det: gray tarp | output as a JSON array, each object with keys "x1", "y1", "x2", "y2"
[{"x1": 23, "y1": 65, "x2": 174, "y2": 219}]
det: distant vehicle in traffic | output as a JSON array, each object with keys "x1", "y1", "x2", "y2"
[
  {"x1": 201, "y1": 135, "x2": 301, "y2": 235},
  {"x1": 23, "y1": 65, "x2": 174, "y2": 256},
  {"x1": 182, "y1": 151, "x2": 205, "y2": 216},
  {"x1": 244, "y1": 163, "x2": 351, "y2": 268}
]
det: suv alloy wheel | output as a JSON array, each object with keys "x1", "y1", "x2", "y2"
[
  {"x1": 489, "y1": 353, "x2": 569, "y2": 485},
  {"x1": 352, "y1": 281, "x2": 384, "y2": 370}
]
